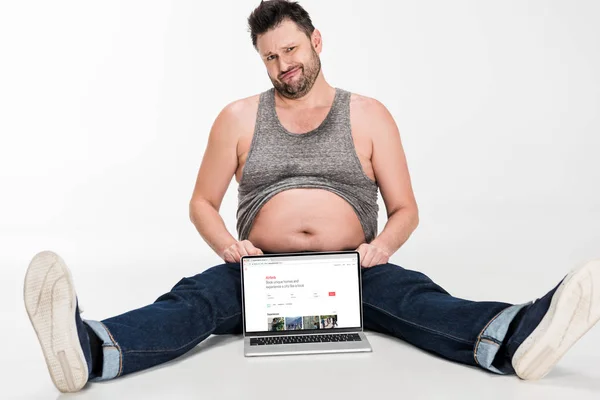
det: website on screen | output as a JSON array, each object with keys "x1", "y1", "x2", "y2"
[{"x1": 242, "y1": 254, "x2": 361, "y2": 333}]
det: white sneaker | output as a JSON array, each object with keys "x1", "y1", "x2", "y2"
[
  {"x1": 23, "y1": 250, "x2": 92, "y2": 392},
  {"x1": 512, "y1": 259, "x2": 600, "y2": 380}
]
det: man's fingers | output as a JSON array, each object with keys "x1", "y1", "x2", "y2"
[
  {"x1": 362, "y1": 249, "x2": 374, "y2": 268},
  {"x1": 250, "y1": 245, "x2": 263, "y2": 255},
  {"x1": 237, "y1": 244, "x2": 249, "y2": 257},
  {"x1": 231, "y1": 247, "x2": 243, "y2": 261},
  {"x1": 223, "y1": 240, "x2": 265, "y2": 263},
  {"x1": 223, "y1": 250, "x2": 237, "y2": 263},
  {"x1": 245, "y1": 241, "x2": 264, "y2": 256}
]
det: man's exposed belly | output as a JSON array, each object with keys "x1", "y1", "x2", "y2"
[
  {"x1": 246, "y1": 188, "x2": 367, "y2": 253},
  {"x1": 234, "y1": 92, "x2": 376, "y2": 254}
]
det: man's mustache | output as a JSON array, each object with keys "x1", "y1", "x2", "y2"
[{"x1": 280, "y1": 66, "x2": 302, "y2": 78}]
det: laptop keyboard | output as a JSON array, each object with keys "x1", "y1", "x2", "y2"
[{"x1": 250, "y1": 333, "x2": 362, "y2": 346}]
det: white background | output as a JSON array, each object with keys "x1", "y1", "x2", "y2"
[{"x1": 1, "y1": 0, "x2": 599, "y2": 399}]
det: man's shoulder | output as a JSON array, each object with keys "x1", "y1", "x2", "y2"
[
  {"x1": 218, "y1": 92, "x2": 262, "y2": 129},
  {"x1": 346, "y1": 90, "x2": 393, "y2": 130},
  {"x1": 224, "y1": 92, "x2": 262, "y2": 115},
  {"x1": 347, "y1": 90, "x2": 387, "y2": 113}
]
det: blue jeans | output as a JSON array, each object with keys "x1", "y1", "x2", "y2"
[{"x1": 83, "y1": 261, "x2": 530, "y2": 381}]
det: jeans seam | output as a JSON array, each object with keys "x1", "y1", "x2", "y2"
[
  {"x1": 122, "y1": 312, "x2": 242, "y2": 354},
  {"x1": 363, "y1": 301, "x2": 473, "y2": 345},
  {"x1": 473, "y1": 308, "x2": 504, "y2": 367},
  {"x1": 216, "y1": 311, "x2": 241, "y2": 323},
  {"x1": 98, "y1": 321, "x2": 123, "y2": 378},
  {"x1": 481, "y1": 338, "x2": 500, "y2": 346}
]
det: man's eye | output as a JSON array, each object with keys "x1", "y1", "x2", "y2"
[{"x1": 267, "y1": 48, "x2": 293, "y2": 61}]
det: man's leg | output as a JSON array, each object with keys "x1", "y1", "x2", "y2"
[
  {"x1": 361, "y1": 260, "x2": 600, "y2": 379},
  {"x1": 24, "y1": 250, "x2": 242, "y2": 392},
  {"x1": 361, "y1": 262, "x2": 522, "y2": 375},
  {"x1": 83, "y1": 261, "x2": 243, "y2": 382}
]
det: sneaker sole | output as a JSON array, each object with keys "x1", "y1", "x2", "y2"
[
  {"x1": 23, "y1": 250, "x2": 88, "y2": 392},
  {"x1": 512, "y1": 259, "x2": 600, "y2": 380}
]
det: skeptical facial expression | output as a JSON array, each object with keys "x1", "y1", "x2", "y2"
[{"x1": 256, "y1": 19, "x2": 322, "y2": 99}]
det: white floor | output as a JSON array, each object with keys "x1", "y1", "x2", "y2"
[
  {"x1": 12, "y1": 328, "x2": 600, "y2": 400},
  {"x1": 5, "y1": 227, "x2": 600, "y2": 399}
]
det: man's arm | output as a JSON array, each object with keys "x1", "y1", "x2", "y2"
[
  {"x1": 188, "y1": 101, "x2": 244, "y2": 258},
  {"x1": 360, "y1": 97, "x2": 419, "y2": 256}
]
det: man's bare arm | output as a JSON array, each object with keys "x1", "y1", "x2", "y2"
[
  {"x1": 363, "y1": 97, "x2": 419, "y2": 256},
  {"x1": 189, "y1": 101, "x2": 243, "y2": 258}
]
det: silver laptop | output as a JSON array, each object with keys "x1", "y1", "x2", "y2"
[{"x1": 241, "y1": 250, "x2": 372, "y2": 356}]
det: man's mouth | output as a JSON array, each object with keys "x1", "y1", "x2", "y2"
[{"x1": 281, "y1": 67, "x2": 300, "y2": 79}]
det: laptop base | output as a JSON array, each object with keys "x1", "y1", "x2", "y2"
[{"x1": 244, "y1": 332, "x2": 372, "y2": 357}]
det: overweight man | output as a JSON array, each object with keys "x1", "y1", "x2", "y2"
[{"x1": 24, "y1": 0, "x2": 600, "y2": 393}]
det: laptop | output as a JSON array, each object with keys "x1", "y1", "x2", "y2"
[{"x1": 240, "y1": 250, "x2": 372, "y2": 356}]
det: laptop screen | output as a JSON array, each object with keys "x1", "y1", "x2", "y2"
[{"x1": 241, "y1": 251, "x2": 363, "y2": 336}]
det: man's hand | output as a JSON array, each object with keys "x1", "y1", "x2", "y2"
[
  {"x1": 222, "y1": 240, "x2": 263, "y2": 263},
  {"x1": 355, "y1": 243, "x2": 390, "y2": 268}
]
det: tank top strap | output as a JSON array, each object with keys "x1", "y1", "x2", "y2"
[{"x1": 326, "y1": 87, "x2": 351, "y2": 132}]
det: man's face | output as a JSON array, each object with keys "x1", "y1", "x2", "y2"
[{"x1": 256, "y1": 19, "x2": 321, "y2": 99}]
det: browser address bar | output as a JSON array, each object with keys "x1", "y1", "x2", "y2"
[{"x1": 248, "y1": 259, "x2": 352, "y2": 265}]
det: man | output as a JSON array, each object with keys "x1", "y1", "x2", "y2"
[{"x1": 23, "y1": 0, "x2": 600, "y2": 393}]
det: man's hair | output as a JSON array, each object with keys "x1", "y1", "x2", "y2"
[{"x1": 247, "y1": 0, "x2": 315, "y2": 51}]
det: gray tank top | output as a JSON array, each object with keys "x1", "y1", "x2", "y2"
[{"x1": 236, "y1": 87, "x2": 379, "y2": 243}]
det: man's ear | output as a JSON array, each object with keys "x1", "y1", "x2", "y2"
[{"x1": 312, "y1": 29, "x2": 322, "y2": 53}]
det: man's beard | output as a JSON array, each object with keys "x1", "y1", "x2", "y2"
[{"x1": 270, "y1": 48, "x2": 321, "y2": 99}]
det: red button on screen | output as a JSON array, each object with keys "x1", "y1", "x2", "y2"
[{"x1": 328, "y1": 291, "x2": 336, "y2": 296}]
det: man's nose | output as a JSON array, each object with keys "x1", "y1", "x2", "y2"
[{"x1": 278, "y1": 59, "x2": 294, "y2": 77}]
